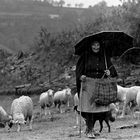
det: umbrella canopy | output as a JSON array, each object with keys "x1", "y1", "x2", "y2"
[
  {"x1": 119, "y1": 47, "x2": 140, "y2": 64},
  {"x1": 74, "y1": 31, "x2": 134, "y2": 56}
]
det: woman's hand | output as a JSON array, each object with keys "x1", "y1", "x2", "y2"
[
  {"x1": 80, "y1": 75, "x2": 86, "y2": 81},
  {"x1": 104, "y1": 69, "x2": 110, "y2": 76}
]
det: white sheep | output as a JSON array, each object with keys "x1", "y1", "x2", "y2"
[
  {"x1": 115, "y1": 85, "x2": 131, "y2": 116},
  {"x1": 117, "y1": 85, "x2": 130, "y2": 102},
  {"x1": 9, "y1": 95, "x2": 33, "y2": 132},
  {"x1": 120, "y1": 85, "x2": 140, "y2": 118},
  {"x1": 0, "y1": 106, "x2": 12, "y2": 129},
  {"x1": 54, "y1": 87, "x2": 71, "y2": 113},
  {"x1": 39, "y1": 89, "x2": 54, "y2": 117}
]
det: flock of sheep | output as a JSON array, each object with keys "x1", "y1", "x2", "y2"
[
  {"x1": 0, "y1": 84, "x2": 140, "y2": 134},
  {"x1": 0, "y1": 86, "x2": 72, "y2": 132}
]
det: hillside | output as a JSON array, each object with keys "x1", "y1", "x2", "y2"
[
  {"x1": 0, "y1": 2, "x2": 85, "y2": 54},
  {"x1": 0, "y1": 0, "x2": 140, "y2": 93}
]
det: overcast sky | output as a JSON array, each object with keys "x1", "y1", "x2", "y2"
[{"x1": 62, "y1": 0, "x2": 122, "y2": 7}]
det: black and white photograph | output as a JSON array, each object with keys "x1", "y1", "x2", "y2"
[{"x1": 0, "y1": 0, "x2": 140, "y2": 139}]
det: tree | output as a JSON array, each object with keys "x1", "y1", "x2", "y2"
[{"x1": 58, "y1": 0, "x2": 65, "y2": 7}]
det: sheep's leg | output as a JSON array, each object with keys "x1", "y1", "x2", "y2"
[
  {"x1": 131, "y1": 106, "x2": 136, "y2": 119},
  {"x1": 40, "y1": 107, "x2": 43, "y2": 117},
  {"x1": 4, "y1": 123, "x2": 9, "y2": 132},
  {"x1": 48, "y1": 108, "x2": 51, "y2": 115},
  {"x1": 67, "y1": 102, "x2": 69, "y2": 108},
  {"x1": 76, "y1": 112, "x2": 79, "y2": 125},
  {"x1": 104, "y1": 120, "x2": 110, "y2": 133},
  {"x1": 50, "y1": 111, "x2": 53, "y2": 121},
  {"x1": 67, "y1": 98, "x2": 70, "y2": 107},
  {"x1": 55, "y1": 102, "x2": 61, "y2": 113},
  {"x1": 29, "y1": 116, "x2": 33, "y2": 131},
  {"x1": 57, "y1": 104, "x2": 60, "y2": 113},
  {"x1": 44, "y1": 107, "x2": 47, "y2": 116},
  {"x1": 120, "y1": 100, "x2": 127, "y2": 118},
  {"x1": 99, "y1": 120, "x2": 103, "y2": 133},
  {"x1": 45, "y1": 106, "x2": 51, "y2": 116},
  {"x1": 17, "y1": 124, "x2": 21, "y2": 132},
  {"x1": 48, "y1": 106, "x2": 53, "y2": 117},
  {"x1": 58, "y1": 104, "x2": 63, "y2": 113},
  {"x1": 29, "y1": 120, "x2": 32, "y2": 130},
  {"x1": 60, "y1": 108, "x2": 63, "y2": 113},
  {"x1": 48, "y1": 108, "x2": 53, "y2": 119}
]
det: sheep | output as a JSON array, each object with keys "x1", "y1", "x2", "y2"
[
  {"x1": 54, "y1": 87, "x2": 71, "y2": 113},
  {"x1": 0, "y1": 106, "x2": 12, "y2": 129},
  {"x1": 117, "y1": 85, "x2": 130, "y2": 102},
  {"x1": 39, "y1": 89, "x2": 54, "y2": 117},
  {"x1": 9, "y1": 95, "x2": 33, "y2": 132},
  {"x1": 115, "y1": 85, "x2": 131, "y2": 116},
  {"x1": 120, "y1": 86, "x2": 140, "y2": 118}
]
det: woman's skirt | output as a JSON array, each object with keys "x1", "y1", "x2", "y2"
[{"x1": 77, "y1": 77, "x2": 109, "y2": 113}]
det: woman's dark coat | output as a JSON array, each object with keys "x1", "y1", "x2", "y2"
[{"x1": 76, "y1": 50, "x2": 118, "y2": 97}]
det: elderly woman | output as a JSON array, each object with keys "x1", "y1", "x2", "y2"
[{"x1": 76, "y1": 41, "x2": 118, "y2": 138}]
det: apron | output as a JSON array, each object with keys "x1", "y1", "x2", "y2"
[{"x1": 77, "y1": 77, "x2": 109, "y2": 113}]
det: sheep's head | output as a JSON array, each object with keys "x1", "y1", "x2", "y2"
[
  {"x1": 8, "y1": 119, "x2": 26, "y2": 129},
  {"x1": 48, "y1": 89, "x2": 54, "y2": 97},
  {"x1": 8, "y1": 113, "x2": 26, "y2": 129},
  {"x1": 0, "y1": 114, "x2": 13, "y2": 129},
  {"x1": 7, "y1": 115, "x2": 14, "y2": 130},
  {"x1": 8, "y1": 120, "x2": 13, "y2": 129},
  {"x1": 65, "y1": 88, "x2": 71, "y2": 96},
  {"x1": 10, "y1": 119, "x2": 26, "y2": 125}
]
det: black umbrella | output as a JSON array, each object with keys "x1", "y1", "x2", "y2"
[{"x1": 74, "y1": 31, "x2": 134, "y2": 56}]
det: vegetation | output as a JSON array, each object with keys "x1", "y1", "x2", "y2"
[{"x1": 0, "y1": 0, "x2": 140, "y2": 94}]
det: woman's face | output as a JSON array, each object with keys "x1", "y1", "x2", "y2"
[{"x1": 91, "y1": 42, "x2": 100, "y2": 53}]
